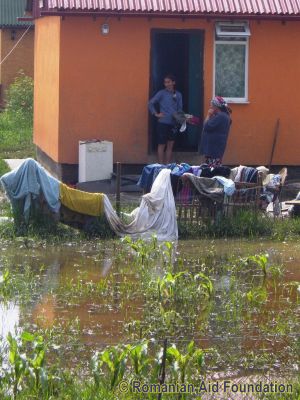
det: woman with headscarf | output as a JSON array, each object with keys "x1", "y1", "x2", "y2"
[{"x1": 201, "y1": 96, "x2": 232, "y2": 168}]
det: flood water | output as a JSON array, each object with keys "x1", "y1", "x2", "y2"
[{"x1": 0, "y1": 238, "x2": 299, "y2": 378}]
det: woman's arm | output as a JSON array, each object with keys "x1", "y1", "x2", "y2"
[{"x1": 203, "y1": 113, "x2": 227, "y2": 132}]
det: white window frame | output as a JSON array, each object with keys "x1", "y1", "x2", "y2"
[
  {"x1": 215, "y1": 21, "x2": 251, "y2": 38},
  {"x1": 213, "y1": 22, "x2": 250, "y2": 104}
]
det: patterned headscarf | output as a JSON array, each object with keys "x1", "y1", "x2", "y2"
[
  {"x1": 211, "y1": 96, "x2": 227, "y2": 108},
  {"x1": 211, "y1": 96, "x2": 232, "y2": 114}
]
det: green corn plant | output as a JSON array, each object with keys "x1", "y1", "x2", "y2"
[
  {"x1": 121, "y1": 237, "x2": 151, "y2": 266},
  {"x1": 122, "y1": 237, "x2": 174, "y2": 270},
  {"x1": 160, "y1": 308, "x2": 183, "y2": 331},
  {"x1": 246, "y1": 286, "x2": 268, "y2": 306},
  {"x1": 92, "y1": 345, "x2": 128, "y2": 390},
  {"x1": 246, "y1": 254, "x2": 268, "y2": 276},
  {"x1": 7, "y1": 332, "x2": 28, "y2": 399},
  {"x1": 268, "y1": 264, "x2": 284, "y2": 279},
  {"x1": 151, "y1": 234, "x2": 158, "y2": 250},
  {"x1": 194, "y1": 272, "x2": 214, "y2": 299},
  {"x1": 157, "y1": 272, "x2": 187, "y2": 300},
  {"x1": 162, "y1": 241, "x2": 174, "y2": 267},
  {"x1": 0, "y1": 269, "x2": 12, "y2": 299},
  {"x1": 91, "y1": 351, "x2": 102, "y2": 389},
  {"x1": 6, "y1": 331, "x2": 50, "y2": 398},
  {"x1": 0, "y1": 340, "x2": 6, "y2": 395},
  {"x1": 166, "y1": 341, "x2": 204, "y2": 384},
  {"x1": 149, "y1": 342, "x2": 172, "y2": 385},
  {"x1": 125, "y1": 340, "x2": 151, "y2": 377},
  {"x1": 21, "y1": 332, "x2": 47, "y2": 392}
]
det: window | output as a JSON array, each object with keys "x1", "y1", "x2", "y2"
[
  {"x1": 215, "y1": 22, "x2": 250, "y2": 38},
  {"x1": 214, "y1": 22, "x2": 250, "y2": 103}
]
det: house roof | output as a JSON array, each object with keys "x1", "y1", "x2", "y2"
[
  {"x1": 0, "y1": 0, "x2": 32, "y2": 27},
  {"x1": 42, "y1": 0, "x2": 300, "y2": 17}
]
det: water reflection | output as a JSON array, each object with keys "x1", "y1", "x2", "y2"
[
  {"x1": 0, "y1": 239, "x2": 299, "y2": 372},
  {"x1": 32, "y1": 294, "x2": 56, "y2": 329},
  {"x1": 0, "y1": 302, "x2": 19, "y2": 338}
]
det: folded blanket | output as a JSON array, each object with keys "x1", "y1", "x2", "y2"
[
  {"x1": 183, "y1": 174, "x2": 224, "y2": 203},
  {"x1": 60, "y1": 183, "x2": 104, "y2": 216}
]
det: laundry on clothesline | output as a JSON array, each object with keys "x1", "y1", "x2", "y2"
[
  {"x1": 0, "y1": 158, "x2": 60, "y2": 222},
  {"x1": 104, "y1": 169, "x2": 178, "y2": 241},
  {"x1": 0, "y1": 159, "x2": 178, "y2": 241}
]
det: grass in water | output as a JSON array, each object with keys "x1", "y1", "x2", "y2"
[{"x1": 179, "y1": 209, "x2": 300, "y2": 240}]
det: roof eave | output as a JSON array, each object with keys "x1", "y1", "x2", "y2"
[
  {"x1": 18, "y1": 17, "x2": 35, "y2": 23},
  {"x1": 39, "y1": 9, "x2": 300, "y2": 20},
  {"x1": 0, "y1": 23, "x2": 34, "y2": 28}
]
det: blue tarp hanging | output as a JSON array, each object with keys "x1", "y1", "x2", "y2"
[{"x1": 0, "y1": 158, "x2": 60, "y2": 221}]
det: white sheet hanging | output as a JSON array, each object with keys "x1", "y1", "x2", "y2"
[{"x1": 103, "y1": 169, "x2": 178, "y2": 241}]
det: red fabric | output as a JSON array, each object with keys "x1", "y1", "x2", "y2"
[{"x1": 187, "y1": 116, "x2": 201, "y2": 125}]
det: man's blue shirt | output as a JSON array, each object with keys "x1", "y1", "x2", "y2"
[{"x1": 148, "y1": 89, "x2": 183, "y2": 125}]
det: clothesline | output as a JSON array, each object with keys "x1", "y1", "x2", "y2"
[{"x1": 0, "y1": 26, "x2": 31, "y2": 67}]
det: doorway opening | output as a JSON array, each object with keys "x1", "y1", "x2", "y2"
[{"x1": 149, "y1": 29, "x2": 204, "y2": 153}]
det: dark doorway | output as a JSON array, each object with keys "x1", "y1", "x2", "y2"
[{"x1": 149, "y1": 29, "x2": 204, "y2": 153}]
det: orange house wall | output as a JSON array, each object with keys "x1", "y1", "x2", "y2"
[
  {"x1": 34, "y1": 17, "x2": 60, "y2": 162},
  {"x1": 34, "y1": 17, "x2": 300, "y2": 166},
  {"x1": 58, "y1": 17, "x2": 214, "y2": 164}
]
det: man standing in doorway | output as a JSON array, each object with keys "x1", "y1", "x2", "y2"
[{"x1": 148, "y1": 74, "x2": 183, "y2": 164}]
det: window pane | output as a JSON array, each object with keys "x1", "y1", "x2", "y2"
[{"x1": 215, "y1": 43, "x2": 246, "y2": 98}]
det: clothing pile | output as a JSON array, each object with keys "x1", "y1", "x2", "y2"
[
  {"x1": 231, "y1": 166, "x2": 288, "y2": 216},
  {"x1": 0, "y1": 159, "x2": 177, "y2": 241},
  {"x1": 230, "y1": 166, "x2": 259, "y2": 183},
  {"x1": 138, "y1": 163, "x2": 180, "y2": 193},
  {"x1": 138, "y1": 163, "x2": 287, "y2": 211},
  {"x1": 172, "y1": 111, "x2": 201, "y2": 133},
  {"x1": 262, "y1": 168, "x2": 288, "y2": 216},
  {"x1": 229, "y1": 165, "x2": 262, "y2": 203},
  {"x1": 180, "y1": 174, "x2": 235, "y2": 203},
  {"x1": 138, "y1": 163, "x2": 231, "y2": 193}
]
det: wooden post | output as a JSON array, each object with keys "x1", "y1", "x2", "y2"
[
  {"x1": 268, "y1": 119, "x2": 280, "y2": 170},
  {"x1": 158, "y1": 339, "x2": 168, "y2": 400},
  {"x1": 116, "y1": 162, "x2": 121, "y2": 216}
]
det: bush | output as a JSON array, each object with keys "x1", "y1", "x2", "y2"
[
  {"x1": 5, "y1": 71, "x2": 33, "y2": 126},
  {"x1": 0, "y1": 72, "x2": 34, "y2": 158}
]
